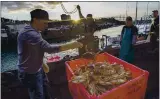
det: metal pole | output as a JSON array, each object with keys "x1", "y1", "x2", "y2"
[
  {"x1": 135, "y1": 1, "x2": 138, "y2": 24},
  {"x1": 147, "y1": 2, "x2": 149, "y2": 16},
  {"x1": 126, "y1": 2, "x2": 128, "y2": 17}
]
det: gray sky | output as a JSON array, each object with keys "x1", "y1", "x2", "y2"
[{"x1": 1, "y1": 1, "x2": 159, "y2": 20}]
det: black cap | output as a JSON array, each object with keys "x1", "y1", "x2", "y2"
[
  {"x1": 126, "y1": 16, "x2": 132, "y2": 21},
  {"x1": 30, "y1": 9, "x2": 49, "y2": 20},
  {"x1": 152, "y1": 10, "x2": 158, "y2": 13}
]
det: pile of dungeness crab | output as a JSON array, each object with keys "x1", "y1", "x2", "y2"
[{"x1": 71, "y1": 61, "x2": 132, "y2": 95}]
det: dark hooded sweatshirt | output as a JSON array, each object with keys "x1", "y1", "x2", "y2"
[{"x1": 17, "y1": 25, "x2": 60, "y2": 73}]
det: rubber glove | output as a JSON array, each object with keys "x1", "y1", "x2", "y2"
[
  {"x1": 60, "y1": 42, "x2": 83, "y2": 51},
  {"x1": 43, "y1": 59, "x2": 49, "y2": 73}
]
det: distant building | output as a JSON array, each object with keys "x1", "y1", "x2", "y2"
[{"x1": 61, "y1": 14, "x2": 71, "y2": 20}]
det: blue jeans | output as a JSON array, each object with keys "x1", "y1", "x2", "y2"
[{"x1": 18, "y1": 69, "x2": 53, "y2": 99}]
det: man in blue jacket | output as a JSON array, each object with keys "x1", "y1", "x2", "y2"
[{"x1": 17, "y1": 9, "x2": 83, "y2": 99}]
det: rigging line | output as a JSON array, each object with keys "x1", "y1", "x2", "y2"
[
  {"x1": 61, "y1": 4, "x2": 68, "y2": 13},
  {"x1": 61, "y1": 4, "x2": 74, "y2": 14},
  {"x1": 69, "y1": 6, "x2": 77, "y2": 13},
  {"x1": 64, "y1": 7, "x2": 77, "y2": 14},
  {"x1": 61, "y1": 3, "x2": 77, "y2": 14},
  {"x1": 67, "y1": 7, "x2": 77, "y2": 14},
  {"x1": 71, "y1": 8, "x2": 78, "y2": 13},
  {"x1": 61, "y1": 4, "x2": 69, "y2": 14}
]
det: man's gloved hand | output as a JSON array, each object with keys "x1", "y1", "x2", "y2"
[
  {"x1": 77, "y1": 5, "x2": 81, "y2": 10},
  {"x1": 60, "y1": 42, "x2": 83, "y2": 51},
  {"x1": 149, "y1": 32, "x2": 155, "y2": 35},
  {"x1": 43, "y1": 62, "x2": 49, "y2": 73}
]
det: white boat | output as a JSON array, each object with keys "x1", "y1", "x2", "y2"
[
  {"x1": 1, "y1": 28, "x2": 8, "y2": 44},
  {"x1": 1, "y1": 28, "x2": 8, "y2": 38},
  {"x1": 136, "y1": 23, "x2": 151, "y2": 34}
]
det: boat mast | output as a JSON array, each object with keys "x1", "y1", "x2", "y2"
[
  {"x1": 135, "y1": 1, "x2": 138, "y2": 24},
  {"x1": 126, "y1": 2, "x2": 128, "y2": 17},
  {"x1": 147, "y1": 2, "x2": 149, "y2": 16}
]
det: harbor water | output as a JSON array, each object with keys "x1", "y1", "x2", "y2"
[{"x1": 1, "y1": 25, "x2": 149, "y2": 72}]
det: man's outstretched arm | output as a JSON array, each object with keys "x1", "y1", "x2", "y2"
[
  {"x1": 26, "y1": 32, "x2": 83, "y2": 53},
  {"x1": 77, "y1": 5, "x2": 85, "y2": 19}
]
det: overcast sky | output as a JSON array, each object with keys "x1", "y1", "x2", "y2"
[{"x1": 1, "y1": 1, "x2": 159, "y2": 21}]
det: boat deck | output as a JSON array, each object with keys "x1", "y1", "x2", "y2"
[{"x1": 1, "y1": 42, "x2": 159, "y2": 99}]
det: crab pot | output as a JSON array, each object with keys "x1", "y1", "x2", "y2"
[{"x1": 65, "y1": 52, "x2": 149, "y2": 99}]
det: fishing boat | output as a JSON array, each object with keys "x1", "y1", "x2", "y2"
[
  {"x1": 1, "y1": 35, "x2": 159, "y2": 99},
  {"x1": 1, "y1": 28, "x2": 8, "y2": 45},
  {"x1": 1, "y1": 2, "x2": 159, "y2": 99}
]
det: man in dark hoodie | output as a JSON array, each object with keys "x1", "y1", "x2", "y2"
[
  {"x1": 76, "y1": 5, "x2": 96, "y2": 54},
  {"x1": 150, "y1": 10, "x2": 159, "y2": 52},
  {"x1": 17, "y1": 9, "x2": 83, "y2": 99}
]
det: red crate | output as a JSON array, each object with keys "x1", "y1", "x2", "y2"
[{"x1": 65, "y1": 52, "x2": 149, "y2": 99}]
